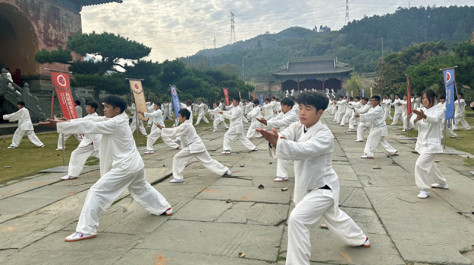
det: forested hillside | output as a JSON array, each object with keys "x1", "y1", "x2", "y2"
[{"x1": 181, "y1": 6, "x2": 474, "y2": 79}]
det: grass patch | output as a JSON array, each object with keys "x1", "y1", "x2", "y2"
[{"x1": 0, "y1": 114, "x2": 215, "y2": 185}]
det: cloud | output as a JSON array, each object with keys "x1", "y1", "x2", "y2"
[{"x1": 81, "y1": 0, "x2": 474, "y2": 62}]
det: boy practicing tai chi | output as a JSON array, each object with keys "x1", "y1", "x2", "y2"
[
  {"x1": 138, "y1": 102, "x2": 180, "y2": 154},
  {"x1": 61, "y1": 102, "x2": 102, "y2": 180},
  {"x1": 156, "y1": 109, "x2": 231, "y2": 183},
  {"x1": 257, "y1": 92, "x2": 370, "y2": 265},
  {"x1": 51, "y1": 96, "x2": 172, "y2": 242},
  {"x1": 220, "y1": 98, "x2": 258, "y2": 155},
  {"x1": 3, "y1": 101, "x2": 44, "y2": 149}
]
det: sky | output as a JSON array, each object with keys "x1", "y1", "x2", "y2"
[{"x1": 81, "y1": 0, "x2": 474, "y2": 62}]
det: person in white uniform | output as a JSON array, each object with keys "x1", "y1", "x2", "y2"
[
  {"x1": 262, "y1": 98, "x2": 275, "y2": 120},
  {"x1": 60, "y1": 102, "x2": 102, "y2": 180},
  {"x1": 257, "y1": 92, "x2": 370, "y2": 265},
  {"x1": 157, "y1": 109, "x2": 231, "y2": 183},
  {"x1": 382, "y1": 96, "x2": 393, "y2": 120},
  {"x1": 437, "y1": 95, "x2": 457, "y2": 138},
  {"x1": 356, "y1": 96, "x2": 398, "y2": 159},
  {"x1": 246, "y1": 99, "x2": 264, "y2": 138},
  {"x1": 348, "y1": 96, "x2": 362, "y2": 132},
  {"x1": 390, "y1": 94, "x2": 403, "y2": 125},
  {"x1": 453, "y1": 92, "x2": 471, "y2": 130},
  {"x1": 3, "y1": 101, "x2": 44, "y2": 149},
  {"x1": 211, "y1": 102, "x2": 229, "y2": 132},
  {"x1": 336, "y1": 96, "x2": 347, "y2": 124},
  {"x1": 53, "y1": 96, "x2": 172, "y2": 242},
  {"x1": 339, "y1": 97, "x2": 354, "y2": 127},
  {"x1": 129, "y1": 103, "x2": 148, "y2": 137},
  {"x1": 194, "y1": 100, "x2": 209, "y2": 125},
  {"x1": 257, "y1": 97, "x2": 299, "y2": 182},
  {"x1": 355, "y1": 97, "x2": 371, "y2": 142},
  {"x1": 56, "y1": 100, "x2": 83, "y2": 151},
  {"x1": 411, "y1": 89, "x2": 448, "y2": 199},
  {"x1": 139, "y1": 103, "x2": 180, "y2": 154},
  {"x1": 220, "y1": 98, "x2": 258, "y2": 155}
]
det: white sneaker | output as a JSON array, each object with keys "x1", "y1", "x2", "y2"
[
  {"x1": 56, "y1": 148, "x2": 63, "y2": 151},
  {"x1": 360, "y1": 155, "x2": 374, "y2": 159},
  {"x1": 144, "y1": 150, "x2": 154, "y2": 154},
  {"x1": 355, "y1": 140, "x2": 364, "y2": 142},
  {"x1": 223, "y1": 169, "x2": 232, "y2": 177},
  {"x1": 361, "y1": 237, "x2": 371, "y2": 247},
  {"x1": 417, "y1": 190, "x2": 429, "y2": 199},
  {"x1": 169, "y1": 178, "x2": 183, "y2": 183},
  {"x1": 431, "y1": 183, "x2": 449, "y2": 189},
  {"x1": 273, "y1": 177, "x2": 289, "y2": 182},
  {"x1": 221, "y1": 150, "x2": 231, "y2": 154},
  {"x1": 162, "y1": 207, "x2": 173, "y2": 216},
  {"x1": 65, "y1": 232, "x2": 96, "y2": 242},
  {"x1": 60, "y1": 175, "x2": 77, "y2": 181},
  {"x1": 7, "y1": 146, "x2": 16, "y2": 149}
]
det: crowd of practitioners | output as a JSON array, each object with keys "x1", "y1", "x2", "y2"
[{"x1": 2, "y1": 89, "x2": 472, "y2": 265}]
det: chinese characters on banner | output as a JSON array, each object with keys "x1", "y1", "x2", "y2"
[
  {"x1": 442, "y1": 67, "x2": 457, "y2": 121},
  {"x1": 128, "y1": 79, "x2": 148, "y2": 121},
  {"x1": 50, "y1": 72, "x2": 77, "y2": 120}
]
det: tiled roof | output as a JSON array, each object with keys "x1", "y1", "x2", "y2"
[{"x1": 273, "y1": 57, "x2": 352, "y2": 76}]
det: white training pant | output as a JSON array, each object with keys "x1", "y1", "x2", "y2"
[
  {"x1": 242, "y1": 115, "x2": 249, "y2": 124},
  {"x1": 453, "y1": 113, "x2": 471, "y2": 130},
  {"x1": 340, "y1": 112, "x2": 351, "y2": 126},
  {"x1": 68, "y1": 144, "x2": 98, "y2": 177},
  {"x1": 336, "y1": 111, "x2": 345, "y2": 124},
  {"x1": 195, "y1": 114, "x2": 209, "y2": 125},
  {"x1": 364, "y1": 130, "x2": 397, "y2": 157},
  {"x1": 130, "y1": 119, "x2": 148, "y2": 136},
  {"x1": 441, "y1": 120, "x2": 457, "y2": 138},
  {"x1": 391, "y1": 111, "x2": 402, "y2": 125},
  {"x1": 223, "y1": 131, "x2": 256, "y2": 151},
  {"x1": 402, "y1": 113, "x2": 408, "y2": 130},
  {"x1": 172, "y1": 149, "x2": 229, "y2": 180},
  {"x1": 286, "y1": 189, "x2": 366, "y2": 265},
  {"x1": 384, "y1": 106, "x2": 392, "y2": 120},
  {"x1": 10, "y1": 128, "x2": 43, "y2": 148},
  {"x1": 76, "y1": 168, "x2": 170, "y2": 235},
  {"x1": 213, "y1": 118, "x2": 228, "y2": 131},
  {"x1": 146, "y1": 127, "x2": 179, "y2": 151},
  {"x1": 348, "y1": 116, "x2": 357, "y2": 130},
  {"x1": 276, "y1": 159, "x2": 288, "y2": 178},
  {"x1": 415, "y1": 153, "x2": 447, "y2": 190},
  {"x1": 356, "y1": 122, "x2": 368, "y2": 141},
  {"x1": 246, "y1": 121, "x2": 263, "y2": 138},
  {"x1": 57, "y1": 133, "x2": 82, "y2": 149}
]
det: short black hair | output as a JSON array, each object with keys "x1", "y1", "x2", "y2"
[
  {"x1": 281, "y1": 97, "x2": 294, "y2": 108},
  {"x1": 355, "y1": 96, "x2": 360, "y2": 100},
  {"x1": 296, "y1": 92, "x2": 328, "y2": 111},
  {"x1": 179, "y1": 109, "x2": 190, "y2": 120},
  {"x1": 253, "y1": 99, "x2": 260, "y2": 105},
  {"x1": 458, "y1": 92, "x2": 464, "y2": 98},
  {"x1": 155, "y1": 102, "x2": 161, "y2": 107},
  {"x1": 422, "y1": 89, "x2": 436, "y2": 107},
  {"x1": 86, "y1": 101, "x2": 98, "y2": 111},
  {"x1": 75, "y1": 100, "x2": 81, "y2": 106},
  {"x1": 233, "y1": 97, "x2": 241, "y2": 103},
  {"x1": 17, "y1": 101, "x2": 25, "y2": 106},
  {"x1": 103, "y1": 95, "x2": 127, "y2": 113},
  {"x1": 371, "y1": 95, "x2": 381, "y2": 103},
  {"x1": 265, "y1": 98, "x2": 271, "y2": 102},
  {"x1": 440, "y1": 95, "x2": 446, "y2": 100},
  {"x1": 361, "y1": 97, "x2": 368, "y2": 101}
]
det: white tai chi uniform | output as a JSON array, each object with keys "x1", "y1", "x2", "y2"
[
  {"x1": 401, "y1": 99, "x2": 409, "y2": 130},
  {"x1": 67, "y1": 112, "x2": 102, "y2": 177},
  {"x1": 348, "y1": 101, "x2": 361, "y2": 131},
  {"x1": 57, "y1": 112, "x2": 170, "y2": 235},
  {"x1": 410, "y1": 106, "x2": 447, "y2": 191},
  {"x1": 382, "y1": 98, "x2": 393, "y2": 120},
  {"x1": 162, "y1": 120, "x2": 229, "y2": 181},
  {"x1": 246, "y1": 105, "x2": 263, "y2": 138},
  {"x1": 222, "y1": 105, "x2": 257, "y2": 152},
  {"x1": 453, "y1": 99, "x2": 471, "y2": 130},
  {"x1": 57, "y1": 105, "x2": 83, "y2": 150},
  {"x1": 355, "y1": 103, "x2": 371, "y2": 141},
  {"x1": 413, "y1": 97, "x2": 421, "y2": 110},
  {"x1": 340, "y1": 101, "x2": 354, "y2": 126},
  {"x1": 391, "y1": 98, "x2": 403, "y2": 125},
  {"x1": 436, "y1": 102, "x2": 457, "y2": 138},
  {"x1": 3, "y1": 107, "x2": 44, "y2": 148},
  {"x1": 360, "y1": 105, "x2": 398, "y2": 157},
  {"x1": 262, "y1": 102, "x2": 275, "y2": 120},
  {"x1": 129, "y1": 104, "x2": 148, "y2": 136},
  {"x1": 146, "y1": 102, "x2": 154, "y2": 127},
  {"x1": 269, "y1": 121, "x2": 367, "y2": 265},
  {"x1": 195, "y1": 103, "x2": 209, "y2": 125},
  {"x1": 144, "y1": 109, "x2": 179, "y2": 152},
  {"x1": 336, "y1": 99, "x2": 347, "y2": 123},
  {"x1": 266, "y1": 107, "x2": 299, "y2": 179}
]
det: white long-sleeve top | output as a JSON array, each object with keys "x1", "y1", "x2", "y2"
[
  {"x1": 222, "y1": 105, "x2": 244, "y2": 134},
  {"x1": 144, "y1": 109, "x2": 165, "y2": 127},
  {"x1": 74, "y1": 112, "x2": 102, "y2": 152},
  {"x1": 360, "y1": 105, "x2": 388, "y2": 136},
  {"x1": 454, "y1": 99, "x2": 466, "y2": 114},
  {"x1": 75, "y1": 105, "x2": 83, "y2": 118},
  {"x1": 57, "y1": 112, "x2": 143, "y2": 176},
  {"x1": 401, "y1": 100, "x2": 408, "y2": 114},
  {"x1": 161, "y1": 120, "x2": 206, "y2": 153},
  {"x1": 261, "y1": 103, "x2": 274, "y2": 120},
  {"x1": 337, "y1": 99, "x2": 346, "y2": 113},
  {"x1": 3, "y1": 107, "x2": 34, "y2": 130},
  {"x1": 270, "y1": 121, "x2": 340, "y2": 205},
  {"x1": 246, "y1": 105, "x2": 263, "y2": 122},
  {"x1": 392, "y1": 98, "x2": 402, "y2": 113},
  {"x1": 356, "y1": 103, "x2": 371, "y2": 115},
  {"x1": 412, "y1": 106, "x2": 443, "y2": 154},
  {"x1": 197, "y1": 103, "x2": 207, "y2": 115},
  {"x1": 267, "y1": 109, "x2": 299, "y2": 131}
]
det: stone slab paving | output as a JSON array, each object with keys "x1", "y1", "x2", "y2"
[{"x1": 0, "y1": 113, "x2": 473, "y2": 265}]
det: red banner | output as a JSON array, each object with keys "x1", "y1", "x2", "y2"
[
  {"x1": 223, "y1": 88, "x2": 230, "y2": 106},
  {"x1": 51, "y1": 72, "x2": 77, "y2": 120},
  {"x1": 252, "y1": 93, "x2": 255, "y2": 100},
  {"x1": 406, "y1": 76, "x2": 412, "y2": 114}
]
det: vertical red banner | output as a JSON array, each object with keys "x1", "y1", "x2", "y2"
[
  {"x1": 252, "y1": 93, "x2": 255, "y2": 100},
  {"x1": 406, "y1": 76, "x2": 412, "y2": 114},
  {"x1": 51, "y1": 72, "x2": 77, "y2": 120},
  {"x1": 223, "y1": 88, "x2": 230, "y2": 106}
]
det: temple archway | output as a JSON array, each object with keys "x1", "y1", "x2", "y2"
[{"x1": 0, "y1": 3, "x2": 39, "y2": 78}]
